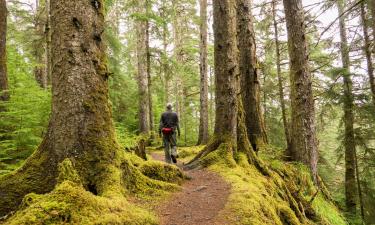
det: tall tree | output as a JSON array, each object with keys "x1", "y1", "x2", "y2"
[
  {"x1": 136, "y1": 0, "x2": 150, "y2": 134},
  {"x1": 337, "y1": 0, "x2": 358, "y2": 214},
  {"x1": 0, "y1": 0, "x2": 131, "y2": 215},
  {"x1": 272, "y1": 0, "x2": 291, "y2": 153},
  {"x1": 0, "y1": 0, "x2": 9, "y2": 102},
  {"x1": 146, "y1": 0, "x2": 153, "y2": 133},
  {"x1": 369, "y1": 0, "x2": 375, "y2": 45},
  {"x1": 283, "y1": 0, "x2": 319, "y2": 182},
  {"x1": 197, "y1": 0, "x2": 209, "y2": 145},
  {"x1": 237, "y1": 0, "x2": 267, "y2": 152},
  {"x1": 33, "y1": 0, "x2": 48, "y2": 89},
  {"x1": 361, "y1": 2, "x2": 375, "y2": 108}
]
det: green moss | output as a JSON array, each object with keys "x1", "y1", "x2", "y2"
[
  {"x1": 5, "y1": 181, "x2": 158, "y2": 225},
  {"x1": 139, "y1": 161, "x2": 186, "y2": 184},
  {"x1": 312, "y1": 194, "x2": 347, "y2": 225},
  {"x1": 178, "y1": 146, "x2": 347, "y2": 225}
]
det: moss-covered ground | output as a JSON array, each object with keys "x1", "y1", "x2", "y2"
[
  {"x1": 174, "y1": 145, "x2": 348, "y2": 225},
  {"x1": 1, "y1": 141, "x2": 348, "y2": 225}
]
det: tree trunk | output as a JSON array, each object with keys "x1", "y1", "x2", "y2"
[
  {"x1": 361, "y1": 2, "x2": 375, "y2": 108},
  {"x1": 161, "y1": 3, "x2": 170, "y2": 105},
  {"x1": 136, "y1": 0, "x2": 150, "y2": 134},
  {"x1": 369, "y1": 0, "x2": 375, "y2": 52},
  {"x1": 337, "y1": 0, "x2": 358, "y2": 214},
  {"x1": 283, "y1": 0, "x2": 319, "y2": 182},
  {"x1": 0, "y1": 0, "x2": 9, "y2": 102},
  {"x1": 0, "y1": 0, "x2": 123, "y2": 215},
  {"x1": 236, "y1": 0, "x2": 267, "y2": 152},
  {"x1": 33, "y1": 0, "x2": 48, "y2": 89},
  {"x1": 212, "y1": 0, "x2": 238, "y2": 144},
  {"x1": 185, "y1": 0, "x2": 239, "y2": 169},
  {"x1": 272, "y1": 0, "x2": 291, "y2": 155},
  {"x1": 146, "y1": 1, "x2": 154, "y2": 133},
  {"x1": 197, "y1": 0, "x2": 209, "y2": 145}
]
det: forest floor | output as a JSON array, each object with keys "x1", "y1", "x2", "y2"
[{"x1": 150, "y1": 151, "x2": 231, "y2": 225}]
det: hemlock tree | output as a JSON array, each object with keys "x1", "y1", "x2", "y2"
[
  {"x1": 0, "y1": 0, "x2": 177, "y2": 217},
  {"x1": 136, "y1": 0, "x2": 150, "y2": 134},
  {"x1": 272, "y1": 0, "x2": 291, "y2": 152},
  {"x1": 337, "y1": 0, "x2": 358, "y2": 214},
  {"x1": 33, "y1": 0, "x2": 48, "y2": 89},
  {"x1": 197, "y1": 0, "x2": 209, "y2": 145},
  {"x1": 361, "y1": 2, "x2": 375, "y2": 107},
  {"x1": 282, "y1": 0, "x2": 319, "y2": 182},
  {"x1": 0, "y1": 0, "x2": 9, "y2": 102},
  {"x1": 236, "y1": 0, "x2": 267, "y2": 152}
]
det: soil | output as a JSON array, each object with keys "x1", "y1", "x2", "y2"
[{"x1": 151, "y1": 152, "x2": 231, "y2": 225}]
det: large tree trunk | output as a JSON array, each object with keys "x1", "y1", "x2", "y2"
[
  {"x1": 337, "y1": 0, "x2": 358, "y2": 214},
  {"x1": 283, "y1": 0, "x2": 319, "y2": 182},
  {"x1": 136, "y1": 0, "x2": 150, "y2": 134},
  {"x1": 361, "y1": 2, "x2": 375, "y2": 108},
  {"x1": 0, "y1": 0, "x2": 9, "y2": 102},
  {"x1": 197, "y1": 0, "x2": 209, "y2": 145},
  {"x1": 185, "y1": 0, "x2": 239, "y2": 169},
  {"x1": 0, "y1": 0, "x2": 122, "y2": 216},
  {"x1": 212, "y1": 0, "x2": 238, "y2": 144},
  {"x1": 272, "y1": 0, "x2": 291, "y2": 155},
  {"x1": 236, "y1": 0, "x2": 267, "y2": 152},
  {"x1": 33, "y1": 0, "x2": 48, "y2": 89}
]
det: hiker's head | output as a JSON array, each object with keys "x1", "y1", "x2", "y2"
[{"x1": 166, "y1": 103, "x2": 173, "y2": 110}]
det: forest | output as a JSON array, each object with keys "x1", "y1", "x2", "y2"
[{"x1": 0, "y1": 0, "x2": 374, "y2": 224}]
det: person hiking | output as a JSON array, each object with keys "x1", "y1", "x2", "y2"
[{"x1": 159, "y1": 103, "x2": 180, "y2": 164}]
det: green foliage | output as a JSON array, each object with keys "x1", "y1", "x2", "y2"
[{"x1": 0, "y1": 44, "x2": 50, "y2": 174}]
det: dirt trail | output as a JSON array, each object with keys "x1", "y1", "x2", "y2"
[{"x1": 151, "y1": 152, "x2": 231, "y2": 225}]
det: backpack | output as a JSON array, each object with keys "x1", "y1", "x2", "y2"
[{"x1": 162, "y1": 127, "x2": 174, "y2": 135}]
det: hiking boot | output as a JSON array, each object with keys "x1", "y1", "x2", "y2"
[{"x1": 171, "y1": 154, "x2": 177, "y2": 163}]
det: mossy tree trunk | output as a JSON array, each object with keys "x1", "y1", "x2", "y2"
[
  {"x1": 0, "y1": 0, "x2": 9, "y2": 103},
  {"x1": 160, "y1": 1, "x2": 171, "y2": 105},
  {"x1": 146, "y1": 0, "x2": 154, "y2": 134},
  {"x1": 136, "y1": 0, "x2": 150, "y2": 134},
  {"x1": 283, "y1": 0, "x2": 319, "y2": 183},
  {"x1": 185, "y1": 0, "x2": 239, "y2": 169},
  {"x1": 0, "y1": 0, "x2": 126, "y2": 216},
  {"x1": 337, "y1": 0, "x2": 358, "y2": 214},
  {"x1": 197, "y1": 0, "x2": 210, "y2": 145},
  {"x1": 236, "y1": 0, "x2": 267, "y2": 152},
  {"x1": 272, "y1": 0, "x2": 291, "y2": 154},
  {"x1": 361, "y1": 2, "x2": 375, "y2": 108}
]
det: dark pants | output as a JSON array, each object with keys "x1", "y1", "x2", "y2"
[{"x1": 163, "y1": 132, "x2": 177, "y2": 163}]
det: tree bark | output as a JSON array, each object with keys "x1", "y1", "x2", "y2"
[
  {"x1": 337, "y1": 0, "x2": 358, "y2": 214},
  {"x1": 136, "y1": 0, "x2": 150, "y2": 134},
  {"x1": 197, "y1": 0, "x2": 210, "y2": 145},
  {"x1": 369, "y1": 0, "x2": 375, "y2": 52},
  {"x1": 0, "y1": 0, "x2": 122, "y2": 215},
  {"x1": 272, "y1": 0, "x2": 291, "y2": 155},
  {"x1": 212, "y1": 0, "x2": 238, "y2": 143},
  {"x1": 283, "y1": 0, "x2": 319, "y2": 182},
  {"x1": 45, "y1": 0, "x2": 51, "y2": 85},
  {"x1": 361, "y1": 2, "x2": 375, "y2": 108},
  {"x1": 236, "y1": 0, "x2": 267, "y2": 152},
  {"x1": 0, "y1": 0, "x2": 9, "y2": 102}
]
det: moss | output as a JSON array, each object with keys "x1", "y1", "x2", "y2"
[
  {"x1": 178, "y1": 146, "x2": 347, "y2": 225},
  {"x1": 4, "y1": 181, "x2": 158, "y2": 225},
  {"x1": 139, "y1": 161, "x2": 186, "y2": 184},
  {"x1": 57, "y1": 159, "x2": 81, "y2": 185}
]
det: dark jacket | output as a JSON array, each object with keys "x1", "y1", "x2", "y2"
[{"x1": 159, "y1": 110, "x2": 180, "y2": 135}]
